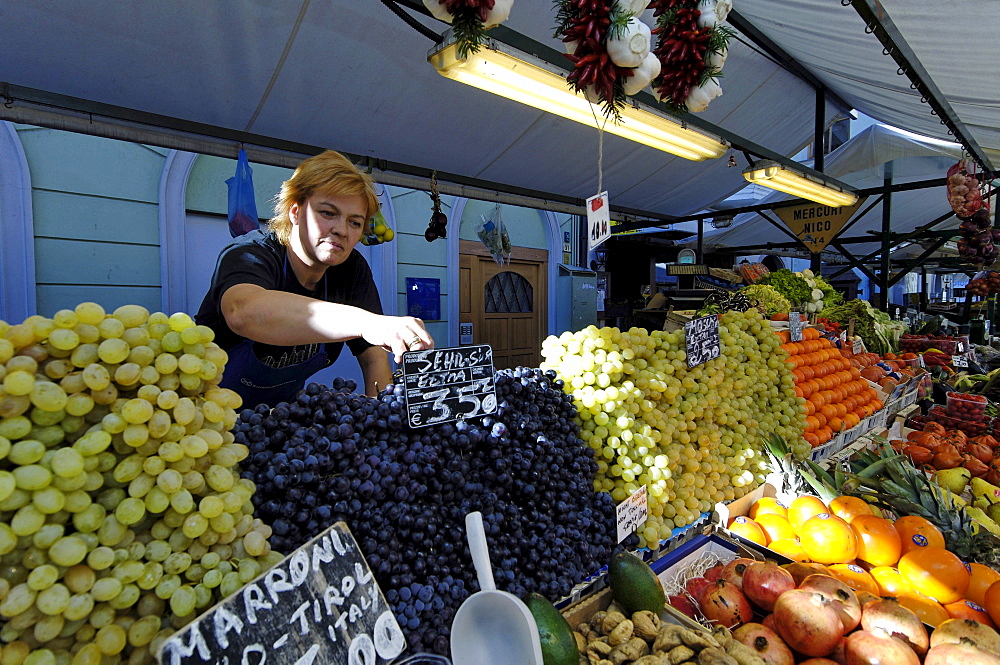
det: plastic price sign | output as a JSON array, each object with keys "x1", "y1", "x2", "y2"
[
  {"x1": 685, "y1": 315, "x2": 721, "y2": 368},
  {"x1": 789, "y1": 312, "x2": 804, "y2": 342},
  {"x1": 616, "y1": 485, "x2": 648, "y2": 543},
  {"x1": 402, "y1": 345, "x2": 497, "y2": 428}
]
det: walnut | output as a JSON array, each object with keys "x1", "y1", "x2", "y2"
[
  {"x1": 601, "y1": 611, "x2": 628, "y2": 636},
  {"x1": 610, "y1": 637, "x2": 649, "y2": 665},
  {"x1": 608, "y1": 619, "x2": 634, "y2": 646},
  {"x1": 652, "y1": 624, "x2": 686, "y2": 653},
  {"x1": 588, "y1": 638, "x2": 614, "y2": 665},
  {"x1": 631, "y1": 611, "x2": 661, "y2": 642},
  {"x1": 666, "y1": 645, "x2": 696, "y2": 665}
]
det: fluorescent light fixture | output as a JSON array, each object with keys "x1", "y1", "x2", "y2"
[
  {"x1": 428, "y1": 36, "x2": 728, "y2": 161},
  {"x1": 742, "y1": 160, "x2": 859, "y2": 207}
]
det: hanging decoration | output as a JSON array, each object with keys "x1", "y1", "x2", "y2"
[
  {"x1": 476, "y1": 202, "x2": 512, "y2": 265},
  {"x1": 423, "y1": 0, "x2": 515, "y2": 58},
  {"x1": 950, "y1": 159, "x2": 996, "y2": 265},
  {"x1": 554, "y1": 1, "x2": 659, "y2": 121},
  {"x1": 649, "y1": 0, "x2": 733, "y2": 112},
  {"x1": 424, "y1": 171, "x2": 448, "y2": 242}
]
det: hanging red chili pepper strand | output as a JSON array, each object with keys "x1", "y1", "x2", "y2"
[
  {"x1": 650, "y1": 0, "x2": 711, "y2": 109},
  {"x1": 442, "y1": 0, "x2": 496, "y2": 23}
]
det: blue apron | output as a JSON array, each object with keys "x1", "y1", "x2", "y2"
[{"x1": 219, "y1": 256, "x2": 330, "y2": 408}]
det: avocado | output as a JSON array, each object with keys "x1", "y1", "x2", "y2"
[
  {"x1": 523, "y1": 592, "x2": 579, "y2": 665},
  {"x1": 608, "y1": 550, "x2": 666, "y2": 615}
]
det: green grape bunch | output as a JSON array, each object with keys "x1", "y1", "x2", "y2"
[
  {"x1": 0, "y1": 303, "x2": 283, "y2": 665},
  {"x1": 540, "y1": 309, "x2": 809, "y2": 549}
]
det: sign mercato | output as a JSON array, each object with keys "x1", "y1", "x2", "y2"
[{"x1": 774, "y1": 197, "x2": 867, "y2": 253}]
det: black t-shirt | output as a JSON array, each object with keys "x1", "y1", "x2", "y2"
[{"x1": 195, "y1": 230, "x2": 382, "y2": 368}]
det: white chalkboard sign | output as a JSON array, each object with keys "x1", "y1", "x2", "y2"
[
  {"x1": 157, "y1": 523, "x2": 405, "y2": 665},
  {"x1": 685, "y1": 315, "x2": 721, "y2": 368},
  {"x1": 401, "y1": 345, "x2": 497, "y2": 428},
  {"x1": 789, "y1": 312, "x2": 804, "y2": 342}
]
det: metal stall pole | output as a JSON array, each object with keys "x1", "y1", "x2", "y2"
[{"x1": 879, "y1": 165, "x2": 893, "y2": 311}]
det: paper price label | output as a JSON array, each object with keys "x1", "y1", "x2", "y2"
[
  {"x1": 953, "y1": 354, "x2": 969, "y2": 368},
  {"x1": 587, "y1": 191, "x2": 611, "y2": 251},
  {"x1": 852, "y1": 338, "x2": 864, "y2": 355},
  {"x1": 616, "y1": 485, "x2": 648, "y2": 543}
]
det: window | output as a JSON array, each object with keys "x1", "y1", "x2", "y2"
[{"x1": 485, "y1": 272, "x2": 533, "y2": 313}]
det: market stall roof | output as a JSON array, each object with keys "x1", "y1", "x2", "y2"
[
  {"x1": 693, "y1": 123, "x2": 972, "y2": 258},
  {"x1": 0, "y1": 2, "x2": 995, "y2": 220}
]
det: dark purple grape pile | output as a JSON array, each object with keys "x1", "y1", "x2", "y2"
[{"x1": 236, "y1": 368, "x2": 624, "y2": 655}]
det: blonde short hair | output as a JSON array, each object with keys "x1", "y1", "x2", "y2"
[{"x1": 268, "y1": 150, "x2": 381, "y2": 244}]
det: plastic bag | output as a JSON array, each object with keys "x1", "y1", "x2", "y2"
[
  {"x1": 226, "y1": 148, "x2": 260, "y2": 237},
  {"x1": 476, "y1": 203, "x2": 511, "y2": 265}
]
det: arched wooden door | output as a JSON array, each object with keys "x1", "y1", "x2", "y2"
[{"x1": 459, "y1": 240, "x2": 546, "y2": 370}]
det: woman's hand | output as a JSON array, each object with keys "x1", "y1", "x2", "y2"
[{"x1": 363, "y1": 315, "x2": 434, "y2": 363}]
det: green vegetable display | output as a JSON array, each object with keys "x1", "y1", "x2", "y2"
[
  {"x1": 813, "y1": 274, "x2": 843, "y2": 309},
  {"x1": 756, "y1": 269, "x2": 812, "y2": 304},
  {"x1": 739, "y1": 284, "x2": 791, "y2": 316},
  {"x1": 819, "y1": 299, "x2": 906, "y2": 355}
]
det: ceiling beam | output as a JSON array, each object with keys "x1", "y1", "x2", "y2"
[
  {"x1": 849, "y1": 0, "x2": 994, "y2": 174},
  {"x1": 726, "y1": 10, "x2": 853, "y2": 115}
]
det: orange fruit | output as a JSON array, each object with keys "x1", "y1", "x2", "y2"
[
  {"x1": 748, "y1": 497, "x2": 788, "y2": 520},
  {"x1": 851, "y1": 515, "x2": 902, "y2": 567},
  {"x1": 768, "y1": 539, "x2": 808, "y2": 562},
  {"x1": 798, "y1": 513, "x2": 858, "y2": 564},
  {"x1": 829, "y1": 496, "x2": 873, "y2": 524},
  {"x1": 827, "y1": 563, "x2": 880, "y2": 596},
  {"x1": 787, "y1": 495, "x2": 828, "y2": 533},
  {"x1": 755, "y1": 514, "x2": 797, "y2": 544},
  {"x1": 727, "y1": 516, "x2": 767, "y2": 546},
  {"x1": 898, "y1": 592, "x2": 950, "y2": 627},
  {"x1": 965, "y1": 563, "x2": 1000, "y2": 607},
  {"x1": 897, "y1": 546, "x2": 970, "y2": 604},
  {"x1": 869, "y1": 566, "x2": 915, "y2": 597},
  {"x1": 894, "y1": 515, "x2": 945, "y2": 555},
  {"x1": 943, "y1": 599, "x2": 996, "y2": 627},
  {"x1": 984, "y1": 580, "x2": 1000, "y2": 627}
]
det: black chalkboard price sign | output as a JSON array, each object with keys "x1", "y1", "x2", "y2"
[
  {"x1": 157, "y1": 523, "x2": 405, "y2": 665},
  {"x1": 401, "y1": 344, "x2": 497, "y2": 428},
  {"x1": 789, "y1": 311, "x2": 804, "y2": 342},
  {"x1": 685, "y1": 314, "x2": 721, "y2": 368}
]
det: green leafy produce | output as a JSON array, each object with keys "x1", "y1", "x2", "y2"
[
  {"x1": 819, "y1": 299, "x2": 897, "y2": 354},
  {"x1": 756, "y1": 269, "x2": 812, "y2": 304},
  {"x1": 739, "y1": 284, "x2": 791, "y2": 316},
  {"x1": 813, "y1": 274, "x2": 843, "y2": 309}
]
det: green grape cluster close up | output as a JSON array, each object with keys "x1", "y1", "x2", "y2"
[
  {"x1": 541, "y1": 309, "x2": 809, "y2": 549},
  {"x1": 0, "y1": 304, "x2": 282, "y2": 665}
]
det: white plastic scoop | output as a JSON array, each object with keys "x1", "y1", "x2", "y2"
[{"x1": 449, "y1": 512, "x2": 543, "y2": 665}]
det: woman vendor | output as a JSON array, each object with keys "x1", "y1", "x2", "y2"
[{"x1": 196, "y1": 150, "x2": 433, "y2": 408}]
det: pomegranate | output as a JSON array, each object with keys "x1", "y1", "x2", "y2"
[
  {"x1": 762, "y1": 613, "x2": 779, "y2": 633},
  {"x1": 854, "y1": 590, "x2": 879, "y2": 607},
  {"x1": 699, "y1": 579, "x2": 752, "y2": 628},
  {"x1": 704, "y1": 563, "x2": 725, "y2": 582},
  {"x1": 685, "y1": 576, "x2": 712, "y2": 602},
  {"x1": 799, "y1": 574, "x2": 862, "y2": 632},
  {"x1": 786, "y1": 561, "x2": 832, "y2": 585},
  {"x1": 799, "y1": 660, "x2": 841, "y2": 665},
  {"x1": 733, "y1": 622, "x2": 794, "y2": 665},
  {"x1": 930, "y1": 618, "x2": 1000, "y2": 654},
  {"x1": 722, "y1": 557, "x2": 755, "y2": 589},
  {"x1": 826, "y1": 636, "x2": 848, "y2": 665},
  {"x1": 742, "y1": 561, "x2": 795, "y2": 612},
  {"x1": 668, "y1": 593, "x2": 698, "y2": 619},
  {"x1": 844, "y1": 629, "x2": 919, "y2": 665},
  {"x1": 925, "y1": 639, "x2": 1000, "y2": 665},
  {"x1": 772, "y1": 589, "x2": 845, "y2": 657},
  {"x1": 860, "y1": 597, "x2": 929, "y2": 656}
]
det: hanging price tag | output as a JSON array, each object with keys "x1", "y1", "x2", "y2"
[
  {"x1": 789, "y1": 312, "x2": 804, "y2": 343},
  {"x1": 587, "y1": 191, "x2": 611, "y2": 251}
]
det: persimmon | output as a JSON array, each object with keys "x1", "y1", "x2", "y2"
[
  {"x1": 897, "y1": 547, "x2": 970, "y2": 604},
  {"x1": 851, "y1": 515, "x2": 902, "y2": 567},
  {"x1": 798, "y1": 513, "x2": 858, "y2": 564},
  {"x1": 895, "y1": 516, "x2": 945, "y2": 554}
]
